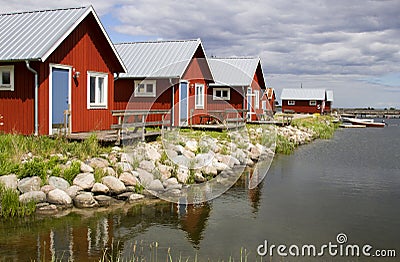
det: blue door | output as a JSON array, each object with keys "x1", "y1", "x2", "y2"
[
  {"x1": 52, "y1": 68, "x2": 69, "y2": 129},
  {"x1": 179, "y1": 82, "x2": 188, "y2": 126}
]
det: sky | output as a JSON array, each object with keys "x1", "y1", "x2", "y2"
[{"x1": 2, "y1": 0, "x2": 400, "y2": 108}]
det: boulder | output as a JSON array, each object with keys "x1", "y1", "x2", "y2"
[
  {"x1": 157, "y1": 164, "x2": 172, "y2": 180},
  {"x1": 137, "y1": 168, "x2": 154, "y2": 186},
  {"x1": 19, "y1": 191, "x2": 46, "y2": 203},
  {"x1": 202, "y1": 164, "x2": 218, "y2": 177},
  {"x1": 195, "y1": 153, "x2": 214, "y2": 168},
  {"x1": 94, "y1": 195, "x2": 120, "y2": 207},
  {"x1": 148, "y1": 179, "x2": 164, "y2": 192},
  {"x1": 73, "y1": 173, "x2": 95, "y2": 190},
  {"x1": 101, "y1": 176, "x2": 126, "y2": 195},
  {"x1": 36, "y1": 203, "x2": 58, "y2": 213},
  {"x1": 128, "y1": 193, "x2": 145, "y2": 202},
  {"x1": 116, "y1": 192, "x2": 134, "y2": 200},
  {"x1": 119, "y1": 172, "x2": 139, "y2": 186},
  {"x1": 0, "y1": 174, "x2": 18, "y2": 190},
  {"x1": 91, "y1": 183, "x2": 109, "y2": 194},
  {"x1": 139, "y1": 160, "x2": 155, "y2": 172},
  {"x1": 74, "y1": 192, "x2": 98, "y2": 208},
  {"x1": 116, "y1": 162, "x2": 133, "y2": 173},
  {"x1": 185, "y1": 139, "x2": 198, "y2": 152},
  {"x1": 85, "y1": 157, "x2": 109, "y2": 169},
  {"x1": 165, "y1": 149, "x2": 178, "y2": 159},
  {"x1": 47, "y1": 188, "x2": 72, "y2": 205},
  {"x1": 145, "y1": 144, "x2": 161, "y2": 162},
  {"x1": 65, "y1": 185, "x2": 83, "y2": 199},
  {"x1": 48, "y1": 176, "x2": 70, "y2": 191},
  {"x1": 120, "y1": 153, "x2": 134, "y2": 164},
  {"x1": 103, "y1": 167, "x2": 116, "y2": 177},
  {"x1": 212, "y1": 161, "x2": 229, "y2": 172},
  {"x1": 41, "y1": 185, "x2": 56, "y2": 194},
  {"x1": 80, "y1": 161, "x2": 94, "y2": 173},
  {"x1": 18, "y1": 176, "x2": 42, "y2": 193},
  {"x1": 173, "y1": 144, "x2": 185, "y2": 155},
  {"x1": 194, "y1": 173, "x2": 206, "y2": 183},
  {"x1": 177, "y1": 167, "x2": 189, "y2": 184}
]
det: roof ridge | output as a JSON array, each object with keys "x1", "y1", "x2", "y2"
[
  {"x1": 0, "y1": 6, "x2": 88, "y2": 16},
  {"x1": 115, "y1": 39, "x2": 200, "y2": 45},
  {"x1": 209, "y1": 56, "x2": 259, "y2": 60}
]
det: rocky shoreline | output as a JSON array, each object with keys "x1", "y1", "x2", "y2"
[{"x1": 0, "y1": 122, "x2": 323, "y2": 215}]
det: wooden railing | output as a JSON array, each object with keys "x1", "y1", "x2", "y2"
[
  {"x1": 205, "y1": 109, "x2": 248, "y2": 127},
  {"x1": 111, "y1": 110, "x2": 171, "y2": 142}
]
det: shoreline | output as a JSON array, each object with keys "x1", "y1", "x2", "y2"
[{"x1": 0, "y1": 115, "x2": 338, "y2": 218}]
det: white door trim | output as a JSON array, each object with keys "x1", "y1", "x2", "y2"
[{"x1": 178, "y1": 80, "x2": 189, "y2": 126}]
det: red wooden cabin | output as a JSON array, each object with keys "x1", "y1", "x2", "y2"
[
  {"x1": 0, "y1": 6, "x2": 126, "y2": 135},
  {"x1": 281, "y1": 88, "x2": 333, "y2": 114},
  {"x1": 207, "y1": 57, "x2": 268, "y2": 121},
  {"x1": 114, "y1": 39, "x2": 214, "y2": 126},
  {"x1": 263, "y1": 87, "x2": 276, "y2": 115}
]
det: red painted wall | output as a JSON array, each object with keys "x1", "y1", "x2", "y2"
[
  {"x1": 0, "y1": 13, "x2": 123, "y2": 135},
  {"x1": 282, "y1": 100, "x2": 325, "y2": 114}
]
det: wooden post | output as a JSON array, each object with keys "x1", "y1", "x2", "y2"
[{"x1": 141, "y1": 114, "x2": 145, "y2": 142}]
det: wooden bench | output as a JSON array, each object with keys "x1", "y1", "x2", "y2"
[{"x1": 111, "y1": 110, "x2": 171, "y2": 143}]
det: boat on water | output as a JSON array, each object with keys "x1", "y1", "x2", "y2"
[{"x1": 341, "y1": 117, "x2": 385, "y2": 128}]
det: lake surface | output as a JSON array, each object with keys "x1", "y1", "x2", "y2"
[{"x1": 1, "y1": 119, "x2": 399, "y2": 261}]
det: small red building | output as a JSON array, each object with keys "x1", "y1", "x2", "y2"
[
  {"x1": 114, "y1": 39, "x2": 214, "y2": 126},
  {"x1": 262, "y1": 87, "x2": 276, "y2": 115},
  {"x1": 207, "y1": 57, "x2": 268, "y2": 121},
  {"x1": 0, "y1": 6, "x2": 126, "y2": 135},
  {"x1": 281, "y1": 88, "x2": 333, "y2": 114}
]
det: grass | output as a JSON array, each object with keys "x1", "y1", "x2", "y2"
[
  {"x1": 291, "y1": 115, "x2": 339, "y2": 140},
  {"x1": 0, "y1": 183, "x2": 36, "y2": 219}
]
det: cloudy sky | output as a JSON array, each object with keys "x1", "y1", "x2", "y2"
[{"x1": 2, "y1": 0, "x2": 400, "y2": 108}]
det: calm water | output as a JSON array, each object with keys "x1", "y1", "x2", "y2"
[{"x1": 1, "y1": 119, "x2": 399, "y2": 261}]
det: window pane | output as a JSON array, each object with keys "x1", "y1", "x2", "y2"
[
  {"x1": 146, "y1": 84, "x2": 153, "y2": 94},
  {"x1": 222, "y1": 90, "x2": 228, "y2": 98},
  {"x1": 216, "y1": 90, "x2": 221, "y2": 97},
  {"x1": 98, "y1": 77, "x2": 104, "y2": 103},
  {"x1": 138, "y1": 84, "x2": 145, "y2": 93},
  {"x1": 2, "y1": 71, "x2": 10, "y2": 85},
  {"x1": 90, "y1": 76, "x2": 96, "y2": 103}
]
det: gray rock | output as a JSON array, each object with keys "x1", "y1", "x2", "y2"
[
  {"x1": 173, "y1": 144, "x2": 185, "y2": 155},
  {"x1": 185, "y1": 139, "x2": 198, "y2": 152},
  {"x1": 19, "y1": 191, "x2": 46, "y2": 203},
  {"x1": 202, "y1": 165, "x2": 218, "y2": 176},
  {"x1": 116, "y1": 192, "x2": 133, "y2": 200},
  {"x1": 41, "y1": 185, "x2": 56, "y2": 194},
  {"x1": 165, "y1": 183, "x2": 183, "y2": 190},
  {"x1": 148, "y1": 179, "x2": 164, "y2": 191},
  {"x1": 137, "y1": 168, "x2": 154, "y2": 186},
  {"x1": 36, "y1": 203, "x2": 58, "y2": 213},
  {"x1": 80, "y1": 161, "x2": 94, "y2": 173},
  {"x1": 119, "y1": 172, "x2": 139, "y2": 186},
  {"x1": 212, "y1": 161, "x2": 229, "y2": 172},
  {"x1": 101, "y1": 176, "x2": 126, "y2": 195},
  {"x1": 85, "y1": 157, "x2": 109, "y2": 169},
  {"x1": 139, "y1": 160, "x2": 155, "y2": 172},
  {"x1": 145, "y1": 144, "x2": 161, "y2": 162},
  {"x1": 74, "y1": 192, "x2": 98, "y2": 208},
  {"x1": 18, "y1": 176, "x2": 42, "y2": 193},
  {"x1": 128, "y1": 193, "x2": 145, "y2": 202},
  {"x1": 171, "y1": 155, "x2": 189, "y2": 166},
  {"x1": 157, "y1": 164, "x2": 172, "y2": 180},
  {"x1": 48, "y1": 176, "x2": 70, "y2": 191},
  {"x1": 164, "y1": 177, "x2": 179, "y2": 186},
  {"x1": 47, "y1": 188, "x2": 72, "y2": 205},
  {"x1": 94, "y1": 195, "x2": 120, "y2": 207},
  {"x1": 0, "y1": 174, "x2": 18, "y2": 190},
  {"x1": 103, "y1": 167, "x2": 116, "y2": 177},
  {"x1": 120, "y1": 153, "x2": 134, "y2": 164},
  {"x1": 195, "y1": 153, "x2": 214, "y2": 168},
  {"x1": 112, "y1": 146, "x2": 122, "y2": 152},
  {"x1": 91, "y1": 183, "x2": 109, "y2": 194},
  {"x1": 177, "y1": 167, "x2": 189, "y2": 184},
  {"x1": 116, "y1": 162, "x2": 133, "y2": 173},
  {"x1": 165, "y1": 149, "x2": 178, "y2": 159},
  {"x1": 182, "y1": 149, "x2": 195, "y2": 159},
  {"x1": 194, "y1": 173, "x2": 206, "y2": 183},
  {"x1": 65, "y1": 185, "x2": 82, "y2": 199},
  {"x1": 73, "y1": 173, "x2": 95, "y2": 190}
]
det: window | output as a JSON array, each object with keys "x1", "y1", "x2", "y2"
[
  {"x1": 195, "y1": 83, "x2": 204, "y2": 109},
  {"x1": 262, "y1": 100, "x2": 267, "y2": 110},
  {"x1": 0, "y1": 65, "x2": 14, "y2": 91},
  {"x1": 134, "y1": 80, "x2": 156, "y2": 97},
  {"x1": 309, "y1": 100, "x2": 317, "y2": 106},
  {"x1": 254, "y1": 90, "x2": 260, "y2": 109},
  {"x1": 288, "y1": 100, "x2": 295, "y2": 106},
  {"x1": 87, "y1": 72, "x2": 108, "y2": 109},
  {"x1": 213, "y1": 88, "x2": 230, "y2": 100}
]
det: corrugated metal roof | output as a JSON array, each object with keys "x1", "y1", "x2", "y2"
[
  {"x1": 326, "y1": 90, "x2": 334, "y2": 102},
  {"x1": 208, "y1": 57, "x2": 261, "y2": 87},
  {"x1": 115, "y1": 39, "x2": 203, "y2": 78},
  {"x1": 0, "y1": 6, "x2": 126, "y2": 72},
  {"x1": 281, "y1": 88, "x2": 326, "y2": 100}
]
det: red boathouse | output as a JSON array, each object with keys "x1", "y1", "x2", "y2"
[{"x1": 280, "y1": 88, "x2": 334, "y2": 114}]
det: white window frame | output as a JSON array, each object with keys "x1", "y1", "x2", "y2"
[
  {"x1": 87, "y1": 71, "x2": 108, "y2": 109},
  {"x1": 195, "y1": 83, "x2": 205, "y2": 109},
  {"x1": 134, "y1": 80, "x2": 156, "y2": 97},
  {"x1": 213, "y1": 87, "x2": 230, "y2": 100},
  {"x1": 288, "y1": 100, "x2": 295, "y2": 106},
  {"x1": 0, "y1": 65, "x2": 14, "y2": 91},
  {"x1": 309, "y1": 100, "x2": 317, "y2": 106},
  {"x1": 254, "y1": 90, "x2": 260, "y2": 109},
  {"x1": 262, "y1": 100, "x2": 267, "y2": 110}
]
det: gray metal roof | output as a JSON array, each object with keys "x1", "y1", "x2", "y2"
[
  {"x1": 115, "y1": 39, "x2": 205, "y2": 78},
  {"x1": 326, "y1": 90, "x2": 334, "y2": 102},
  {"x1": 208, "y1": 57, "x2": 262, "y2": 87},
  {"x1": 281, "y1": 88, "x2": 326, "y2": 100},
  {"x1": 0, "y1": 6, "x2": 126, "y2": 71}
]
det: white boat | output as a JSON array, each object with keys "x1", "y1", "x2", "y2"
[{"x1": 342, "y1": 118, "x2": 385, "y2": 128}]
